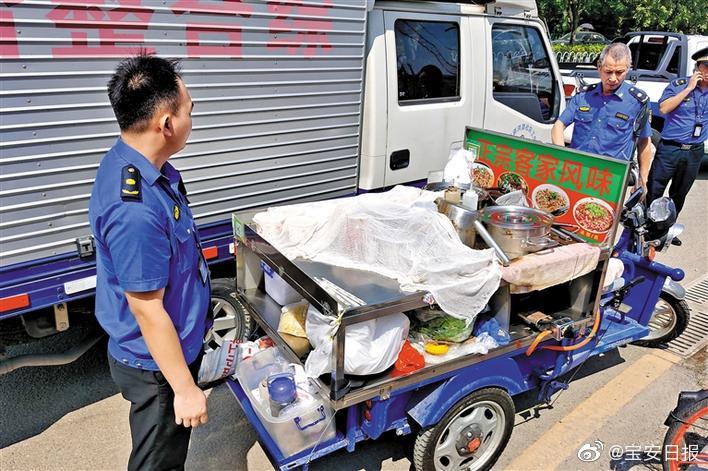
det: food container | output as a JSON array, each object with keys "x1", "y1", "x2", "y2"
[
  {"x1": 481, "y1": 206, "x2": 557, "y2": 260},
  {"x1": 261, "y1": 260, "x2": 300, "y2": 306},
  {"x1": 237, "y1": 347, "x2": 336, "y2": 456},
  {"x1": 435, "y1": 198, "x2": 480, "y2": 248}
]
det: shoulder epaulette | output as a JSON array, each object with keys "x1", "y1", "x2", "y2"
[
  {"x1": 628, "y1": 86, "x2": 649, "y2": 105},
  {"x1": 580, "y1": 83, "x2": 598, "y2": 93},
  {"x1": 671, "y1": 78, "x2": 687, "y2": 87},
  {"x1": 120, "y1": 165, "x2": 142, "y2": 202}
]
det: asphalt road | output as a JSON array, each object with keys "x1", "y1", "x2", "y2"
[{"x1": 1, "y1": 173, "x2": 706, "y2": 471}]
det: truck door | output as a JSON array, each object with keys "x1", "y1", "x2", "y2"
[
  {"x1": 382, "y1": 12, "x2": 479, "y2": 186},
  {"x1": 483, "y1": 19, "x2": 563, "y2": 143}
]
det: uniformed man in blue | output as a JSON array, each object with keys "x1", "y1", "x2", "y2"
[
  {"x1": 89, "y1": 54, "x2": 210, "y2": 470},
  {"x1": 647, "y1": 47, "x2": 708, "y2": 245},
  {"x1": 552, "y1": 43, "x2": 653, "y2": 190}
]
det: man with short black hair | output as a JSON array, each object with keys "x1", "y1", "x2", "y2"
[
  {"x1": 647, "y1": 47, "x2": 708, "y2": 246},
  {"x1": 552, "y1": 43, "x2": 653, "y2": 190},
  {"x1": 89, "y1": 53, "x2": 210, "y2": 470}
]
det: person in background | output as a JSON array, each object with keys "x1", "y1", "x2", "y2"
[
  {"x1": 647, "y1": 46, "x2": 708, "y2": 246},
  {"x1": 88, "y1": 53, "x2": 210, "y2": 470},
  {"x1": 551, "y1": 42, "x2": 653, "y2": 191}
]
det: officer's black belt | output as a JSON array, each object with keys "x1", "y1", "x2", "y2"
[{"x1": 660, "y1": 139, "x2": 704, "y2": 151}]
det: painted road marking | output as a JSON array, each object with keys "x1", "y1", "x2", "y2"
[{"x1": 505, "y1": 351, "x2": 676, "y2": 470}]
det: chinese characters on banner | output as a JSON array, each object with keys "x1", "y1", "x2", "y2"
[
  {"x1": 1, "y1": 0, "x2": 334, "y2": 58},
  {"x1": 465, "y1": 127, "x2": 629, "y2": 244}
]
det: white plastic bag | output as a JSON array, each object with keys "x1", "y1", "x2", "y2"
[
  {"x1": 198, "y1": 339, "x2": 260, "y2": 385},
  {"x1": 495, "y1": 190, "x2": 528, "y2": 207},
  {"x1": 304, "y1": 306, "x2": 410, "y2": 377},
  {"x1": 411, "y1": 332, "x2": 499, "y2": 365},
  {"x1": 443, "y1": 148, "x2": 475, "y2": 185}
]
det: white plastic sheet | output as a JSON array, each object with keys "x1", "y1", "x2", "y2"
[{"x1": 253, "y1": 186, "x2": 502, "y2": 321}]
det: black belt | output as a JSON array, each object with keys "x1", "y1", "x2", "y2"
[{"x1": 661, "y1": 139, "x2": 704, "y2": 150}]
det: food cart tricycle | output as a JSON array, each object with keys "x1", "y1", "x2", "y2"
[{"x1": 223, "y1": 128, "x2": 685, "y2": 471}]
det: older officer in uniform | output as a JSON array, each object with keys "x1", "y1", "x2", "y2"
[
  {"x1": 89, "y1": 54, "x2": 210, "y2": 470},
  {"x1": 552, "y1": 43, "x2": 653, "y2": 190},
  {"x1": 647, "y1": 47, "x2": 708, "y2": 245}
]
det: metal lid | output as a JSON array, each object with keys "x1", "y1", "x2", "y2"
[
  {"x1": 424, "y1": 180, "x2": 471, "y2": 192},
  {"x1": 482, "y1": 205, "x2": 552, "y2": 229}
]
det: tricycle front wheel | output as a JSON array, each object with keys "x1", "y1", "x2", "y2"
[
  {"x1": 413, "y1": 387, "x2": 514, "y2": 471},
  {"x1": 634, "y1": 292, "x2": 690, "y2": 348}
]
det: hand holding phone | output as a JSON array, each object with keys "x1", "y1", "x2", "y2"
[{"x1": 688, "y1": 70, "x2": 702, "y2": 90}]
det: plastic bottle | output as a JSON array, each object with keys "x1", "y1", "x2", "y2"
[{"x1": 462, "y1": 189, "x2": 478, "y2": 210}]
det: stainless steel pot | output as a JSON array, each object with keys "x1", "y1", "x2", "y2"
[
  {"x1": 435, "y1": 198, "x2": 478, "y2": 248},
  {"x1": 481, "y1": 206, "x2": 557, "y2": 260}
]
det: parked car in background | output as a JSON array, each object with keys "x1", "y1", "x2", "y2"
[{"x1": 553, "y1": 31, "x2": 610, "y2": 45}]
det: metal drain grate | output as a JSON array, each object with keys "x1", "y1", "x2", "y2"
[
  {"x1": 666, "y1": 275, "x2": 708, "y2": 358},
  {"x1": 685, "y1": 278, "x2": 708, "y2": 304}
]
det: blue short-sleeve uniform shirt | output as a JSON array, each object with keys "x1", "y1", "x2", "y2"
[
  {"x1": 559, "y1": 81, "x2": 652, "y2": 161},
  {"x1": 659, "y1": 77, "x2": 708, "y2": 144},
  {"x1": 89, "y1": 138, "x2": 210, "y2": 370}
]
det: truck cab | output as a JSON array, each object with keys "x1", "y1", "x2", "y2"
[{"x1": 359, "y1": 0, "x2": 565, "y2": 189}]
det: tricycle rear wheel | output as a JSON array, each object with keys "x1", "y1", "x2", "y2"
[{"x1": 413, "y1": 387, "x2": 514, "y2": 471}]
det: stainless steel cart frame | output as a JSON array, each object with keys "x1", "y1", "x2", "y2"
[{"x1": 233, "y1": 216, "x2": 609, "y2": 410}]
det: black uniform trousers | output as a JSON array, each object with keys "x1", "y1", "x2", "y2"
[
  {"x1": 647, "y1": 140, "x2": 705, "y2": 215},
  {"x1": 109, "y1": 353, "x2": 203, "y2": 471}
]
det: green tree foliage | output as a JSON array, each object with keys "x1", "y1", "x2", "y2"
[
  {"x1": 631, "y1": 0, "x2": 707, "y2": 34},
  {"x1": 538, "y1": 0, "x2": 708, "y2": 39}
]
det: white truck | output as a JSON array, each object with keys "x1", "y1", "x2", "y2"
[
  {"x1": 0, "y1": 0, "x2": 566, "y2": 371},
  {"x1": 559, "y1": 31, "x2": 708, "y2": 149}
]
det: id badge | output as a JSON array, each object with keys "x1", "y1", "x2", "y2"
[
  {"x1": 198, "y1": 256, "x2": 209, "y2": 285},
  {"x1": 693, "y1": 124, "x2": 703, "y2": 138}
]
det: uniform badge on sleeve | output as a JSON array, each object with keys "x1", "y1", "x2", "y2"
[{"x1": 120, "y1": 166, "x2": 141, "y2": 201}]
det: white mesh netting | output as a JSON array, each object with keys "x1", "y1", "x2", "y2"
[{"x1": 253, "y1": 186, "x2": 502, "y2": 322}]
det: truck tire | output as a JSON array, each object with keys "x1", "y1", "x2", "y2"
[
  {"x1": 205, "y1": 279, "x2": 254, "y2": 350},
  {"x1": 413, "y1": 387, "x2": 514, "y2": 471},
  {"x1": 634, "y1": 292, "x2": 690, "y2": 348}
]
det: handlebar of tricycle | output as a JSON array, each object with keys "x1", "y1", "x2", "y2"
[{"x1": 620, "y1": 251, "x2": 685, "y2": 281}]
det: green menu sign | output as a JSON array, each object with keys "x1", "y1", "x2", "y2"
[{"x1": 464, "y1": 127, "x2": 629, "y2": 244}]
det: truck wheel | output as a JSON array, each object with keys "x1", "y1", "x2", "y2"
[
  {"x1": 205, "y1": 279, "x2": 253, "y2": 350},
  {"x1": 634, "y1": 292, "x2": 690, "y2": 348},
  {"x1": 413, "y1": 387, "x2": 514, "y2": 471}
]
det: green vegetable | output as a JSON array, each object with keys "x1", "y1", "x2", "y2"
[
  {"x1": 584, "y1": 203, "x2": 607, "y2": 218},
  {"x1": 417, "y1": 316, "x2": 469, "y2": 342}
]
